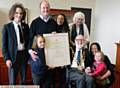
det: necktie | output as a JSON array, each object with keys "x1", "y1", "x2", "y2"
[
  {"x1": 77, "y1": 50, "x2": 80, "y2": 65},
  {"x1": 18, "y1": 25, "x2": 24, "y2": 43}
]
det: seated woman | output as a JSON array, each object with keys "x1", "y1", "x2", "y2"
[
  {"x1": 86, "y1": 51, "x2": 110, "y2": 87},
  {"x1": 88, "y1": 42, "x2": 115, "y2": 88}
]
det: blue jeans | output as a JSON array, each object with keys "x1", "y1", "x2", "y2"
[
  {"x1": 85, "y1": 74, "x2": 94, "y2": 88},
  {"x1": 8, "y1": 50, "x2": 27, "y2": 85},
  {"x1": 67, "y1": 68, "x2": 85, "y2": 88},
  {"x1": 67, "y1": 68, "x2": 94, "y2": 88},
  {"x1": 32, "y1": 71, "x2": 52, "y2": 88}
]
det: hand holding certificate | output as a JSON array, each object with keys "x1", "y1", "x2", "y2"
[{"x1": 43, "y1": 33, "x2": 70, "y2": 67}]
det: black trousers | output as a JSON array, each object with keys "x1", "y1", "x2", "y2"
[{"x1": 8, "y1": 50, "x2": 27, "y2": 85}]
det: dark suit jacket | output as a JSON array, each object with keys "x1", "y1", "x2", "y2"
[
  {"x1": 68, "y1": 48, "x2": 92, "y2": 69},
  {"x1": 2, "y1": 22, "x2": 29, "y2": 64}
]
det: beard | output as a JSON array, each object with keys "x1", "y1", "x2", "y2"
[{"x1": 75, "y1": 43, "x2": 84, "y2": 49}]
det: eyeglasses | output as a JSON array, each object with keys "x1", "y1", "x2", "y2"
[{"x1": 75, "y1": 39, "x2": 84, "y2": 41}]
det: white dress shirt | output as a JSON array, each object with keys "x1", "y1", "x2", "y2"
[
  {"x1": 40, "y1": 15, "x2": 50, "y2": 22},
  {"x1": 71, "y1": 47, "x2": 85, "y2": 69},
  {"x1": 13, "y1": 21, "x2": 24, "y2": 50}
]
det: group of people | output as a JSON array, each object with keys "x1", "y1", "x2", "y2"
[
  {"x1": 66, "y1": 35, "x2": 114, "y2": 88},
  {"x1": 2, "y1": 0, "x2": 114, "y2": 88}
]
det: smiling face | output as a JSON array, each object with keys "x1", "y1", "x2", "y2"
[
  {"x1": 75, "y1": 35, "x2": 85, "y2": 49},
  {"x1": 13, "y1": 7, "x2": 23, "y2": 23},
  {"x1": 40, "y1": 1, "x2": 50, "y2": 18},
  {"x1": 37, "y1": 37, "x2": 45, "y2": 48},
  {"x1": 73, "y1": 12, "x2": 85, "y2": 26},
  {"x1": 91, "y1": 44, "x2": 99, "y2": 55},
  {"x1": 57, "y1": 15, "x2": 65, "y2": 26},
  {"x1": 75, "y1": 17, "x2": 84, "y2": 26}
]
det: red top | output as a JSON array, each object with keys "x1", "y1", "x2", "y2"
[{"x1": 91, "y1": 61, "x2": 107, "y2": 76}]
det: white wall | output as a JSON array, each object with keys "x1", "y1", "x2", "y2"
[
  {"x1": 0, "y1": 0, "x2": 95, "y2": 26},
  {"x1": 0, "y1": 0, "x2": 118, "y2": 64},
  {"x1": 91, "y1": 0, "x2": 120, "y2": 64},
  {"x1": 0, "y1": 0, "x2": 95, "y2": 47}
]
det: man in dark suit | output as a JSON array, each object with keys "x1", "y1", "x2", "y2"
[
  {"x1": 67, "y1": 35, "x2": 93, "y2": 88},
  {"x1": 2, "y1": 3, "x2": 29, "y2": 85}
]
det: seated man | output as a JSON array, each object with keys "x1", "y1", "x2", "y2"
[{"x1": 67, "y1": 35, "x2": 94, "y2": 88}]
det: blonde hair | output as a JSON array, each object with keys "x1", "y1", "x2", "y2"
[
  {"x1": 32, "y1": 35, "x2": 45, "y2": 49},
  {"x1": 95, "y1": 51, "x2": 105, "y2": 61},
  {"x1": 73, "y1": 11, "x2": 85, "y2": 23}
]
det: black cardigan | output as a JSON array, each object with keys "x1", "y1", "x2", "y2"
[{"x1": 28, "y1": 17, "x2": 58, "y2": 49}]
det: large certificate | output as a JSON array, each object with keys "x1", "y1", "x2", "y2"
[{"x1": 43, "y1": 33, "x2": 70, "y2": 67}]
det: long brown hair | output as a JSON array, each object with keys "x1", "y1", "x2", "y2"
[{"x1": 9, "y1": 3, "x2": 26, "y2": 21}]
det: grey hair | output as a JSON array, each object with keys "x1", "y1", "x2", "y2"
[
  {"x1": 39, "y1": 0, "x2": 50, "y2": 9},
  {"x1": 73, "y1": 11, "x2": 85, "y2": 23}
]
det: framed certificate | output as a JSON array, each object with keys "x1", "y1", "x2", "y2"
[{"x1": 43, "y1": 33, "x2": 70, "y2": 67}]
